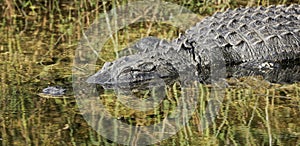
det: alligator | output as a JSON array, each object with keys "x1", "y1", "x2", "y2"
[{"x1": 86, "y1": 5, "x2": 300, "y2": 88}]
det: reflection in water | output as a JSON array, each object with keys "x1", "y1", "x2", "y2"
[
  {"x1": 1, "y1": 62, "x2": 300, "y2": 145},
  {"x1": 75, "y1": 79, "x2": 202, "y2": 145}
]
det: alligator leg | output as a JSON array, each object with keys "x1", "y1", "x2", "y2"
[{"x1": 229, "y1": 60, "x2": 300, "y2": 83}]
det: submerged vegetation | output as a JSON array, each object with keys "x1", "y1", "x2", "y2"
[{"x1": 0, "y1": 0, "x2": 299, "y2": 145}]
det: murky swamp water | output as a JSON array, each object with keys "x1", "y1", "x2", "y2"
[{"x1": 0, "y1": 0, "x2": 300, "y2": 145}]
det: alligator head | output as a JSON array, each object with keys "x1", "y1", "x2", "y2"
[
  {"x1": 86, "y1": 52, "x2": 179, "y2": 88},
  {"x1": 86, "y1": 36, "x2": 200, "y2": 88}
]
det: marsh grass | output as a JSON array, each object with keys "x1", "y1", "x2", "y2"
[{"x1": 0, "y1": 0, "x2": 300, "y2": 145}]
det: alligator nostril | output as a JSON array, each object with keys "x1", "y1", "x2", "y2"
[{"x1": 102, "y1": 62, "x2": 113, "y2": 69}]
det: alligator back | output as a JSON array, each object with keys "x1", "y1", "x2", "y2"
[{"x1": 177, "y1": 5, "x2": 300, "y2": 65}]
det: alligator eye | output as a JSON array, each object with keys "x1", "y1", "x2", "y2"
[
  {"x1": 120, "y1": 67, "x2": 132, "y2": 74},
  {"x1": 137, "y1": 62, "x2": 155, "y2": 72}
]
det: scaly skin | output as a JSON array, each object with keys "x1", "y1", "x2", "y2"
[{"x1": 87, "y1": 5, "x2": 300, "y2": 88}]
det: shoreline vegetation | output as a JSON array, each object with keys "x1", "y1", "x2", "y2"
[{"x1": 0, "y1": 0, "x2": 299, "y2": 145}]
